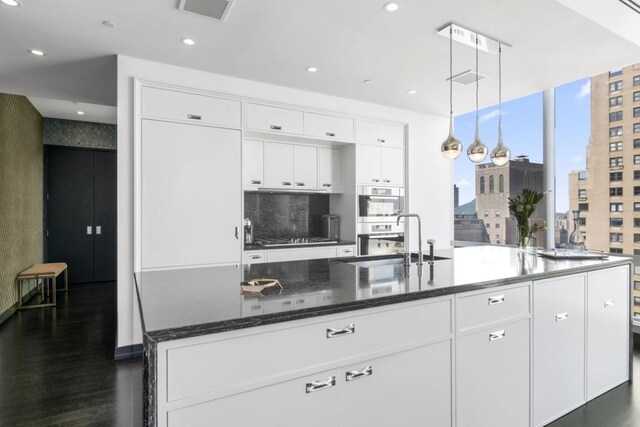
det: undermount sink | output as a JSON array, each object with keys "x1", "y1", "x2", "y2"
[{"x1": 340, "y1": 254, "x2": 450, "y2": 268}]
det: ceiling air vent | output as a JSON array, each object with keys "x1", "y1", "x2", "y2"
[
  {"x1": 177, "y1": 0, "x2": 234, "y2": 21},
  {"x1": 449, "y1": 70, "x2": 487, "y2": 86},
  {"x1": 619, "y1": 0, "x2": 640, "y2": 14}
]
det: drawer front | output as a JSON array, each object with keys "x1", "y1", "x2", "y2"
[
  {"x1": 165, "y1": 299, "x2": 451, "y2": 402},
  {"x1": 243, "y1": 251, "x2": 266, "y2": 264},
  {"x1": 266, "y1": 247, "x2": 337, "y2": 262},
  {"x1": 141, "y1": 86, "x2": 241, "y2": 127},
  {"x1": 336, "y1": 246, "x2": 356, "y2": 258},
  {"x1": 305, "y1": 112, "x2": 354, "y2": 141},
  {"x1": 245, "y1": 103, "x2": 304, "y2": 135},
  {"x1": 356, "y1": 120, "x2": 405, "y2": 148},
  {"x1": 457, "y1": 284, "x2": 530, "y2": 331}
]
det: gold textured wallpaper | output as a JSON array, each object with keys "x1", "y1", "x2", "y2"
[{"x1": 0, "y1": 94, "x2": 43, "y2": 318}]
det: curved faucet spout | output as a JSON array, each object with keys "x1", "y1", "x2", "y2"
[{"x1": 396, "y1": 213, "x2": 423, "y2": 267}]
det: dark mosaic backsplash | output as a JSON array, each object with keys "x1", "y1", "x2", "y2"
[
  {"x1": 43, "y1": 118, "x2": 116, "y2": 150},
  {"x1": 244, "y1": 192, "x2": 330, "y2": 239}
]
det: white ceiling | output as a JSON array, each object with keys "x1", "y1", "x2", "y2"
[
  {"x1": 27, "y1": 97, "x2": 117, "y2": 124},
  {"x1": 1, "y1": 0, "x2": 640, "y2": 120}
]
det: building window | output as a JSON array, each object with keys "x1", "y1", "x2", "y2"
[
  {"x1": 579, "y1": 203, "x2": 589, "y2": 211},
  {"x1": 635, "y1": 139, "x2": 640, "y2": 149},
  {"x1": 635, "y1": 171, "x2": 640, "y2": 180},
  {"x1": 489, "y1": 175, "x2": 494, "y2": 193},
  {"x1": 495, "y1": 210, "x2": 500, "y2": 217},
  {"x1": 635, "y1": 107, "x2": 640, "y2": 118},
  {"x1": 610, "y1": 141, "x2": 624, "y2": 151},
  {"x1": 610, "y1": 232, "x2": 623, "y2": 242},
  {"x1": 610, "y1": 172, "x2": 623, "y2": 181},
  {"x1": 635, "y1": 75, "x2": 640, "y2": 86},
  {"x1": 610, "y1": 111, "x2": 623, "y2": 122},
  {"x1": 635, "y1": 91, "x2": 640, "y2": 102},
  {"x1": 635, "y1": 296, "x2": 640, "y2": 306},
  {"x1": 635, "y1": 281, "x2": 640, "y2": 290},
  {"x1": 578, "y1": 218, "x2": 586, "y2": 226},
  {"x1": 635, "y1": 123, "x2": 640, "y2": 133},
  {"x1": 610, "y1": 69, "x2": 623, "y2": 77},
  {"x1": 610, "y1": 80, "x2": 623, "y2": 92},
  {"x1": 610, "y1": 157, "x2": 623, "y2": 167},
  {"x1": 495, "y1": 223, "x2": 500, "y2": 228},
  {"x1": 611, "y1": 218, "x2": 624, "y2": 227},
  {"x1": 636, "y1": 234, "x2": 640, "y2": 243},
  {"x1": 495, "y1": 234, "x2": 500, "y2": 241},
  {"x1": 635, "y1": 218, "x2": 640, "y2": 227},
  {"x1": 480, "y1": 176, "x2": 485, "y2": 194},
  {"x1": 610, "y1": 203, "x2": 624, "y2": 212},
  {"x1": 610, "y1": 187, "x2": 623, "y2": 196},
  {"x1": 635, "y1": 250, "x2": 640, "y2": 255},
  {"x1": 635, "y1": 202, "x2": 640, "y2": 212},
  {"x1": 610, "y1": 248, "x2": 623, "y2": 254},
  {"x1": 578, "y1": 171, "x2": 587, "y2": 181},
  {"x1": 610, "y1": 95, "x2": 623, "y2": 107},
  {"x1": 486, "y1": 223, "x2": 490, "y2": 228},
  {"x1": 498, "y1": 174, "x2": 504, "y2": 193},
  {"x1": 635, "y1": 186, "x2": 640, "y2": 196},
  {"x1": 610, "y1": 126, "x2": 623, "y2": 137},
  {"x1": 579, "y1": 189, "x2": 586, "y2": 199},
  {"x1": 484, "y1": 210, "x2": 489, "y2": 217},
  {"x1": 496, "y1": 240, "x2": 501, "y2": 245}
]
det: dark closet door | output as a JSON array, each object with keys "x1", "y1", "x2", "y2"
[
  {"x1": 93, "y1": 151, "x2": 117, "y2": 282},
  {"x1": 46, "y1": 148, "x2": 95, "y2": 284}
]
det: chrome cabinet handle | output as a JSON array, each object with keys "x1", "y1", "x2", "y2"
[
  {"x1": 306, "y1": 376, "x2": 336, "y2": 393},
  {"x1": 86, "y1": 226, "x2": 93, "y2": 235},
  {"x1": 249, "y1": 255, "x2": 262, "y2": 260},
  {"x1": 96, "y1": 226, "x2": 102, "y2": 235},
  {"x1": 325, "y1": 132, "x2": 336, "y2": 137},
  {"x1": 296, "y1": 299, "x2": 305, "y2": 304},
  {"x1": 282, "y1": 300, "x2": 292, "y2": 305},
  {"x1": 377, "y1": 138, "x2": 386, "y2": 143},
  {"x1": 234, "y1": 227, "x2": 239, "y2": 240},
  {"x1": 187, "y1": 114, "x2": 202, "y2": 120},
  {"x1": 489, "y1": 330, "x2": 505, "y2": 341},
  {"x1": 270, "y1": 125, "x2": 282, "y2": 130},
  {"x1": 346, "y1": 365, "x2": 373, "y2": 382},
  {"x1": 382, "y1": 179, "x2": 391, "y2": 183},
  {"x1": 295, "y1": 182, "x2": 306, "y2": 186},
  {"x1": 604, "y1": 300, "x2": 615, "y2": 307},
  {"x1": 372, "y1": 178, "x2": 380, "y2": 183},
  {"x1": 327, "y1": 323, "x2": 355, "y2": 338},
  {"x1": 323, "y1": 183, "x2": 332, "y2": 187},
  {"x1": 281, "y1": 181, "x2": 292, "y2": 186},
  {"x1": 555, "y1": 312, "x2": 569, "y2": 322},
  {"x1": 488, "y1": 295, "x2": 505, "y2": 305},
  {"x1": 250, "y1": 180, "x2": 262, "y2": 185}
]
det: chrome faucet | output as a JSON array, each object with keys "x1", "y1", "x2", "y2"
[{"x1": 397, "y1": 213, "x2": 423, "y2": 267}]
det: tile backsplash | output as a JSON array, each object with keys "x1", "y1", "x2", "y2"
[{"x1": 244, "y1": 192, "x2": 330, "y2": 238}]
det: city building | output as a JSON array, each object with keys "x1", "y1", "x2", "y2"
[
  {"x1": 569, "y1": 63, "x2": 640, "y2": 318},
  {"x1": 555, "y1": 212, "x2": 569, "y2": 247}
]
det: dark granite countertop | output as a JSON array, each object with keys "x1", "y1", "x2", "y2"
[
  {"x1": 135, "y1": 246, "x2": 631, "y2": 343},
  {"x1": 244, "y1": 240, "x2": 356, "y2": 251}
]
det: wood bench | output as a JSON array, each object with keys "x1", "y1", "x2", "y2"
[{"x1": 15, "y1": 263, "x2": 68, "y2": 309}]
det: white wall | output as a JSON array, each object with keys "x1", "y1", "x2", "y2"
[{"x1": 117, "y1": 55, "x2": 451, "y2": 348}]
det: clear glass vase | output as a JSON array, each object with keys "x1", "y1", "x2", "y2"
[{"x1": 516, "y1": 219, "x2": 537, "y2": 254}]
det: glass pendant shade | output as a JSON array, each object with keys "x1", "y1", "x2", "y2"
[
  {"x1": 467, "y1": 117, "x2": 488, "y2": 163},
  {"x1": 490, "y1": 126, "x2": 510, "y2": 166},
  {"x1": 441, "y1": 114, "x2": 462, "y2": 159}
]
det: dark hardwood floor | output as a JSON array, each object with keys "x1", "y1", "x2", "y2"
[
  {"x1": 0, "y1": 282, "x2": 142, "y2": 426},
  {"x1": 1, "y1": 281, "x2": 640, "y2": 426}
]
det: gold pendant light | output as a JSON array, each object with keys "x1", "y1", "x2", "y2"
[
  {"x1": 490, "y1": 44, "x2": 511, "y2": 166},
  {"x1": 467, "y1": 34, "x2": 488, "y2": 163},
  {"x1": 441, "y1": 25, "x2": 462, "y2": 159}
]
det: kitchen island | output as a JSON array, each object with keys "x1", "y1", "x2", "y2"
[{"x1": 136, "y1": 246, "x2": 633, "y2": 427}]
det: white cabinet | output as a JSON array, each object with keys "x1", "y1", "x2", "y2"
[
  {"x1": 305, "y1": 112, "x2": 354, "y2": 142},
  {"x1": 336, "y1": 245, "x2": 355, "y2": 257},
  {"x1": 533, "y1": 274, "x2": 586, "y2": 427},
  {"x1": 341, "y1": 341, "x2": 451, "y2": 427},
  {"x1": 243, "y1": 250, "x2": 266, "y2": 264},
  {"x1": 587, "y1": 266, "x2": 630, "y2": 400},
  {"x1": 457, "y1": 318, "x2": 530, "y2": 427},
  {"x1": 245, "y1": 103, "x2": 304, "y2": 135},
  {"x1": 141, "y1": 120, "x2": 241, "y2": 269},
  {"x1": 266, "y1": 246, "x2": 337, "y2": 262},
  {"x1": 242, "y1": 139, "x2": 264, "y2": 189},
  {"x1": 356, "y1": 120, "x2": 405, "y2": 148},
  {"x1": 357, "y1": 145, "x2": 404, "y2": 186},
  {"x1": 264, "y1": 142, "x2": 294, "y2": 188},
  {"x1": 318, "y1": 147, "x2": 342, "y2": 192},
  {"x1": 293, "y1": 145, "x2": 318, "y2": 189},
  {"x1": 381, "y1": 147, "x2": 405, "y2": 186}
]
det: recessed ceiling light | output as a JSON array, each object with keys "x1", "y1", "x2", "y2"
[
  {"x1": 362, "y1": 79, "x2": 372, "y2": 84},
  {"x1": 383, "y1": 2, "x2": 400, "y2": 12},
  {"x1": 77, "y1": 111, "x2": 85, "y2": 116},
  {"x1": 181, "y1": 38, "x2": 196, "y2": 46},
  {"x1": 1, "y1": 0, "x2": 21, "y2": 7},
  {"x1": 306, "y1": 66, "x2": 318, "y2": 73},
  {"x1": 407, "y1": 89, "x2": 417, "y2": 95},
  {"x1": 102, "y1": 20, "x2": 116, "y2": 28},
  {"x1": 28, "y1": 49, "x2": 46, "y2": 56}
]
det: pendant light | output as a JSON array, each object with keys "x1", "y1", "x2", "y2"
[
  {"x1": 467, "y1": 34, "x2": 488, "y2": 163},
  {"x1": 490, "y1": 44, "x2": 511, "y2": 166},
  {"x1": 440, "y1": 25, "x2": 462, "y2": 159}
]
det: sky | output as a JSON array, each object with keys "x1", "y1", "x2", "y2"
[{"x1": 453, "y1": 78, "x2": 591, "y2": 213}]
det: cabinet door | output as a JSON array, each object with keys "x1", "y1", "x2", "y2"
[
  {"x1": 533, "y1": 274, "x2": 585, "y2": 427},
  {"x1": 141, "y1": 120, "x2": 242, "y2": 269},
  {"x1": 587, "y1": 266, "x2": 630, "y2": 400},
  {"x1": 305, "y1": 112, "x2": 354, "y2": 141},
  {"x1": 341, "y1": 341, "x2": 451, "y2": 427},
  {"x1": 266, "y1": 246, "x2": 337, "y2": 262},
  {"x1": 264, "y1": 142, "x2": 294, "y2": 189},
  {"x1": 293, "y1": 145, "x2": 318, "y2": 189},
  {"x1": 356, "y1": 144, "x2": 382, "y2": 185},
  {"x1": 357, "y1": 120, "x2": 405, "y2": 148},
  {"x1": 457, "y1": 318, "x2": 530, "y2": 427},
  {"x1": 168, "y1": 370, "x2": 340, "y2": 427},
  {"x1": 242, "y1": 139, "x2": 264, "y2": 189},
  {"x1": 381, "y1": 147, "x2": 405, "y2": 186},
  {"x1": 318, "y1": 147, "x2": 342, "y2": 192},
  {"x1": 245, "y1": 103, "x2": 304, "y2": 135}
]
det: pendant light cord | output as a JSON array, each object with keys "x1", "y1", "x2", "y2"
[
  {"x1": 475, "y1": 33, "x2": 479, "y2": 136},
  {"x1": 449, "y1": 25, "x2": 453, "y2": 117},
  {"x1": 498, "y1": 43, "x2": 502, "y2": 130}
]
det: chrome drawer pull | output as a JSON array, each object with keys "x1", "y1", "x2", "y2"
[
  {"x1": 326, "y1": 323, "x2": 355, "y2": 338},
  {"x1": 372, "y1": 178, "x2": 380, "y2": 183},
  {"x1": 488, "y1": 295, "x2": 505, "y2": 305},
  {"x1": 489, "y1": 330, "x2": 505, "y2": 341},
  {"x1": 383, "y1": 179, "x2": 391, "y2": 183},
  {"x1": 306, "y1": 376, "x2": 336, "y2": 393},
  {"x1": 346, "y1": 365, "x2": 373, "y2": 382},
  {"x1": 270, "y1": 125, "x2": 282, "y2": 130},
  {"x1": 323, "y1": 183, "x2": 332, "y2": 187},
  {"x1": 325, "y1": 132, "x2": 336, "y2": 137},
  {"x1": 282, "y1": 181, "x2": 292, "y2": 186},
  {"x1": 295, "y1": 182, "x2": 306, "y2": 186},
  {"x1": 249, "y1": 255, "x2": 262, "y2": 260},
  {"x1": 187, "y1": 114, "x2": 202, "y2": 120},
  {"x1": 250, "y1": 180, "x2": 262, "y2": 185},
  {"x1": 604, "y1": 300, "x2": 615, "y2": 307},
  {"x1": 555, "y1": 312, "x2": 569, "y2": 322},
  {"x1": 378, "y1": 138, "x2": 386, "y2": 143}
]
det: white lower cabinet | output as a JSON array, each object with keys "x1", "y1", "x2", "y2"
[
  {"x1": 456, "y1": 318, "x2": 530, "y2": 427},
  {"x1": 244, "y1": 246, "x2": 357, "y2": 264},
  {"x1": 533, "y1": 274, "x2": 586, "y2": 427}
]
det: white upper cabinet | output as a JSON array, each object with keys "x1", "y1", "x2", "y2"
[
  {"x1": 318, "y1": 147, "x2": 342, "y2": 192},
  {"x1": 293, "y1": 145, "x2": 318, "y2": 190},
  {"x1": 141, "y1": 86, "x2": 241, "y2": 128},
  {"x1": 357, "y1": 120, "x2": 405, "y2": 148},
  {"x1": 381, "y1": 147, "x2": 405, "y2": 186},
  {"x1": 245, "y1": 103, "x2": 304, "y2": 135},
  {"x1": 264, "y1": 142, "x2": 295, "y2": 189},
  {"x1": 356, "y1": 145, "x2": 382, "y2": 185},
  {"x1": 243, "y1": 139, "x2": 264, "y2": 189},
  {"x1": 305, "y1": 112, "x2": 354, "y2": 142}
]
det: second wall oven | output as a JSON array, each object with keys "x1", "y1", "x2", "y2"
[{"x1": 358, "y1": 186, "x2": 404, "y2": 223}]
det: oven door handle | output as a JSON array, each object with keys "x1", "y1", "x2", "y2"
[
  {"x1": 365, "y1": 196, "x2": 398, "y2": 200},
  {"x1": 366, "y1": 234, "x2": 402, "y2": 239}
]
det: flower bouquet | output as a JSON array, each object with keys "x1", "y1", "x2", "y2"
[{"x1": 508, "y1": 188, "x2": 549, "y2": 252}]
